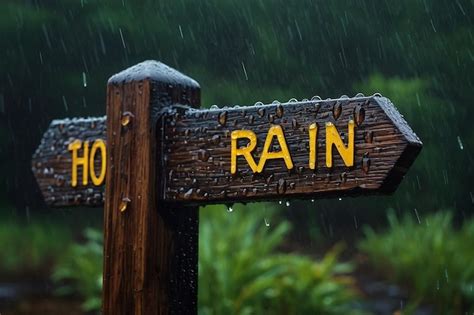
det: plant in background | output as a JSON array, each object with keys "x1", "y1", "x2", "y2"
[
  {"x1": 52, "y1": 228, "x2": 103, "y2": 313},
  {"x1": 199, "y1": 204, "x2": 367, "y2": 315},
  {"x1": 0, "y1": 218, "x2": 72, "y2": 276},
  {"x1": 359, "y1": 210, "x2": 474, "y2": 314}
]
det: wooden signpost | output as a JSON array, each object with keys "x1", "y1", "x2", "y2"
[{"x1": 31, "y1": 60, "x2": 422, "y2": 314}]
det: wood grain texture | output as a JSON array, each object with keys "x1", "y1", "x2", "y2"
[
  {"x1": 103, "y1": 61, "x2": 200, "y2": 315},
  {"x1": 32, "y1": 95, "x2": 422, "y2": 207},
  {"x1": 31, "y1": 116, "x2": 106, "y2": 206},
  {"x1": 162, "y1": 95, "x2": 422, "y2": 204}
]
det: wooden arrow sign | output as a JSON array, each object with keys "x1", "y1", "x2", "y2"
[
  {"x1": 32, "y1": 95, "x2": 421, "y2": 207},
  {"x1": 30, "y1": 61, "x2": 423, "y2": 315}
]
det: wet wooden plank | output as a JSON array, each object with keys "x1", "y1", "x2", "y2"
[
  {"x1": 103, "y1": 61, "x2": 201, "y2": 315},
  {"x1": 31, "y1": 116, "x2": 106, "y2": 207},
  {"x1": 162, "y1": 95, "x2": 422, "y2": 204},
  {"x1": 32, "y1": 95, "x2": 422, "y2": 207}
]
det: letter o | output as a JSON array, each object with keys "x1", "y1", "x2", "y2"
[{"x1": 89, "y1": 139, "x2": 106, "y2": 186}]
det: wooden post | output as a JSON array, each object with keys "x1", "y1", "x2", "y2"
[{"x1": 103, "y1": 61, "x2": 200, "y2": 314}]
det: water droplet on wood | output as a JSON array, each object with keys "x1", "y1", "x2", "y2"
[
  {"x1": 197, "y1": 149, "x2": 210, "y2": 162},
  {"x1": 257, "y1": 107, "x2": 265, "y2": 117},
  {"x1": 333, "y1": 102, "x2": 342, "y2": 120},
  {"x1": 184, "y1": 188, "x2": 194, "y2": 199},
  {"x1": 248, "y1": 115, "x2": 254, "y2": 124},
  {"x1": 365, "y1": 131, "x2": 373, "y2": 143},
  {"x1": 340, "y1": 172, "x2": 347, "y2": 183},
  {"x1": 354, "y1": 105, "x2": 365, "y2": 126},
  {"x1": 276, "y1": 104, "x2": 284, "y2": 118},
  {"x1": 121, "y1": 111, "x2": 134, "y2": 126},
  {"x1": 119, "y1": 197, "x2": 131, "y2": 212},
  {"x1": 211, "y1": 134, "x2": 220, "y2": 144},
  {"x1": 362, "y1": 157, "x2": 371, "y2": 173},
  {"x1": 266, "y1": 174, "x2": 274, "y2": 184},
  {"x1": 292, "y1": 119, "x2": 298, "y2": 129},
  {"x1": 277, "y1": 178, "x2": 286, "y2": 194},
  {"x1": 218, "y1": 111, "x2": 227, "y2": 126}
]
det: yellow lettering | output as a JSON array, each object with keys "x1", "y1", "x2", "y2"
[
  {"x1": 257, "y1": 125, "x2": 293, "y2": 172},
  {"x1": 68, "y1": 139, "x2": 89, "y2": 187},
  {"x1": 326, "y1": 120, "x2": 355, "y2": 168},
  {"x1": 308, "y1": 123, "x2": 318, "y2": 169},
  {"x1": 231, "y1": 130, "x2": 258, "y2": 174},
  {"x1": 89, "y1": 139, "x2": 107, "y2": 186}
]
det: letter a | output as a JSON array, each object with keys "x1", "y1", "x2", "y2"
[{"x1": 257, "y1": 125, "x2": 293, "y2": 172}]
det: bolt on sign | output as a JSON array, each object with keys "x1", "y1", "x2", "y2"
[
  {"x1": 32, "y1": 94, "x2": 421, "y2": 206},
  {"x1": 31, "y1": 61, "x2": 422, "y2": 314}
]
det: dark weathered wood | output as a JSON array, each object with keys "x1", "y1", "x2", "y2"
[
  {"x1": 103, "y1": 61, "x2": 200, "y2": 315},
  {"x1": 32, "y1": 95, "x2": 422, "y2": 207},
  {"x1": 162, "y1": 95, "x2": 422, "y2": 204},
  {"x1": 31, "y1": 117, "x2": 106, "y2": 206}
]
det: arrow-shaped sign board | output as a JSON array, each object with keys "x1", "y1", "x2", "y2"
[
  {"x1": 32, "y1": 95, "x2": 421, "y2": 207},
  {"x1": 31, "y1": 61, "x2": 423, "y2": 314}
]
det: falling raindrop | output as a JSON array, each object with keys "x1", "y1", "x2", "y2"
[
  {"x1": 286, "y1": 201, "x2": 290, "y2": 207},
  {"x1": 241, "y1": 61, "x2": 248, "y2": 80},
  {"x1": 278, "y1": 200, "x2": 282, "y2": 205},
  {"x1": 457, "y1": 136, "x2": 464, "y2": 150},
  {"x1": 82, "y1": 72, "x2": 87, "y2": 87},
  {"x1": 264, "y1": 218, "x2": 270, "y2": 227},
  {"x1": 62, "y1": 96, "x2": 68, "y2": 111},
  {"x1": 414, "y1": 208, "x2": 421, "y2": 224}
]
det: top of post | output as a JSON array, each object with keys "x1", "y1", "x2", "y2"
[{"x1": 108, "y1": 60, "x2": 200, "y2": 88}]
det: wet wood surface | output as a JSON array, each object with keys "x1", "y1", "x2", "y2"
[
  {"x1": 102, "y1": 61, "x2": 200, "y2": 315},
  {"x1": 32, "y1": 95, "x2": 422, "y2": 207},
  {"x1": 31, "y1": 117, "x2": 106, "y2": 206},
  {"x1": 163, "y1": 95, "x2": 422, "y2": 204}
]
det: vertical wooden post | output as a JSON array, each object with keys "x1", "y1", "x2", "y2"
[{"x1": 103, "y1": 61, "x2": 200, "y2": 314}]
